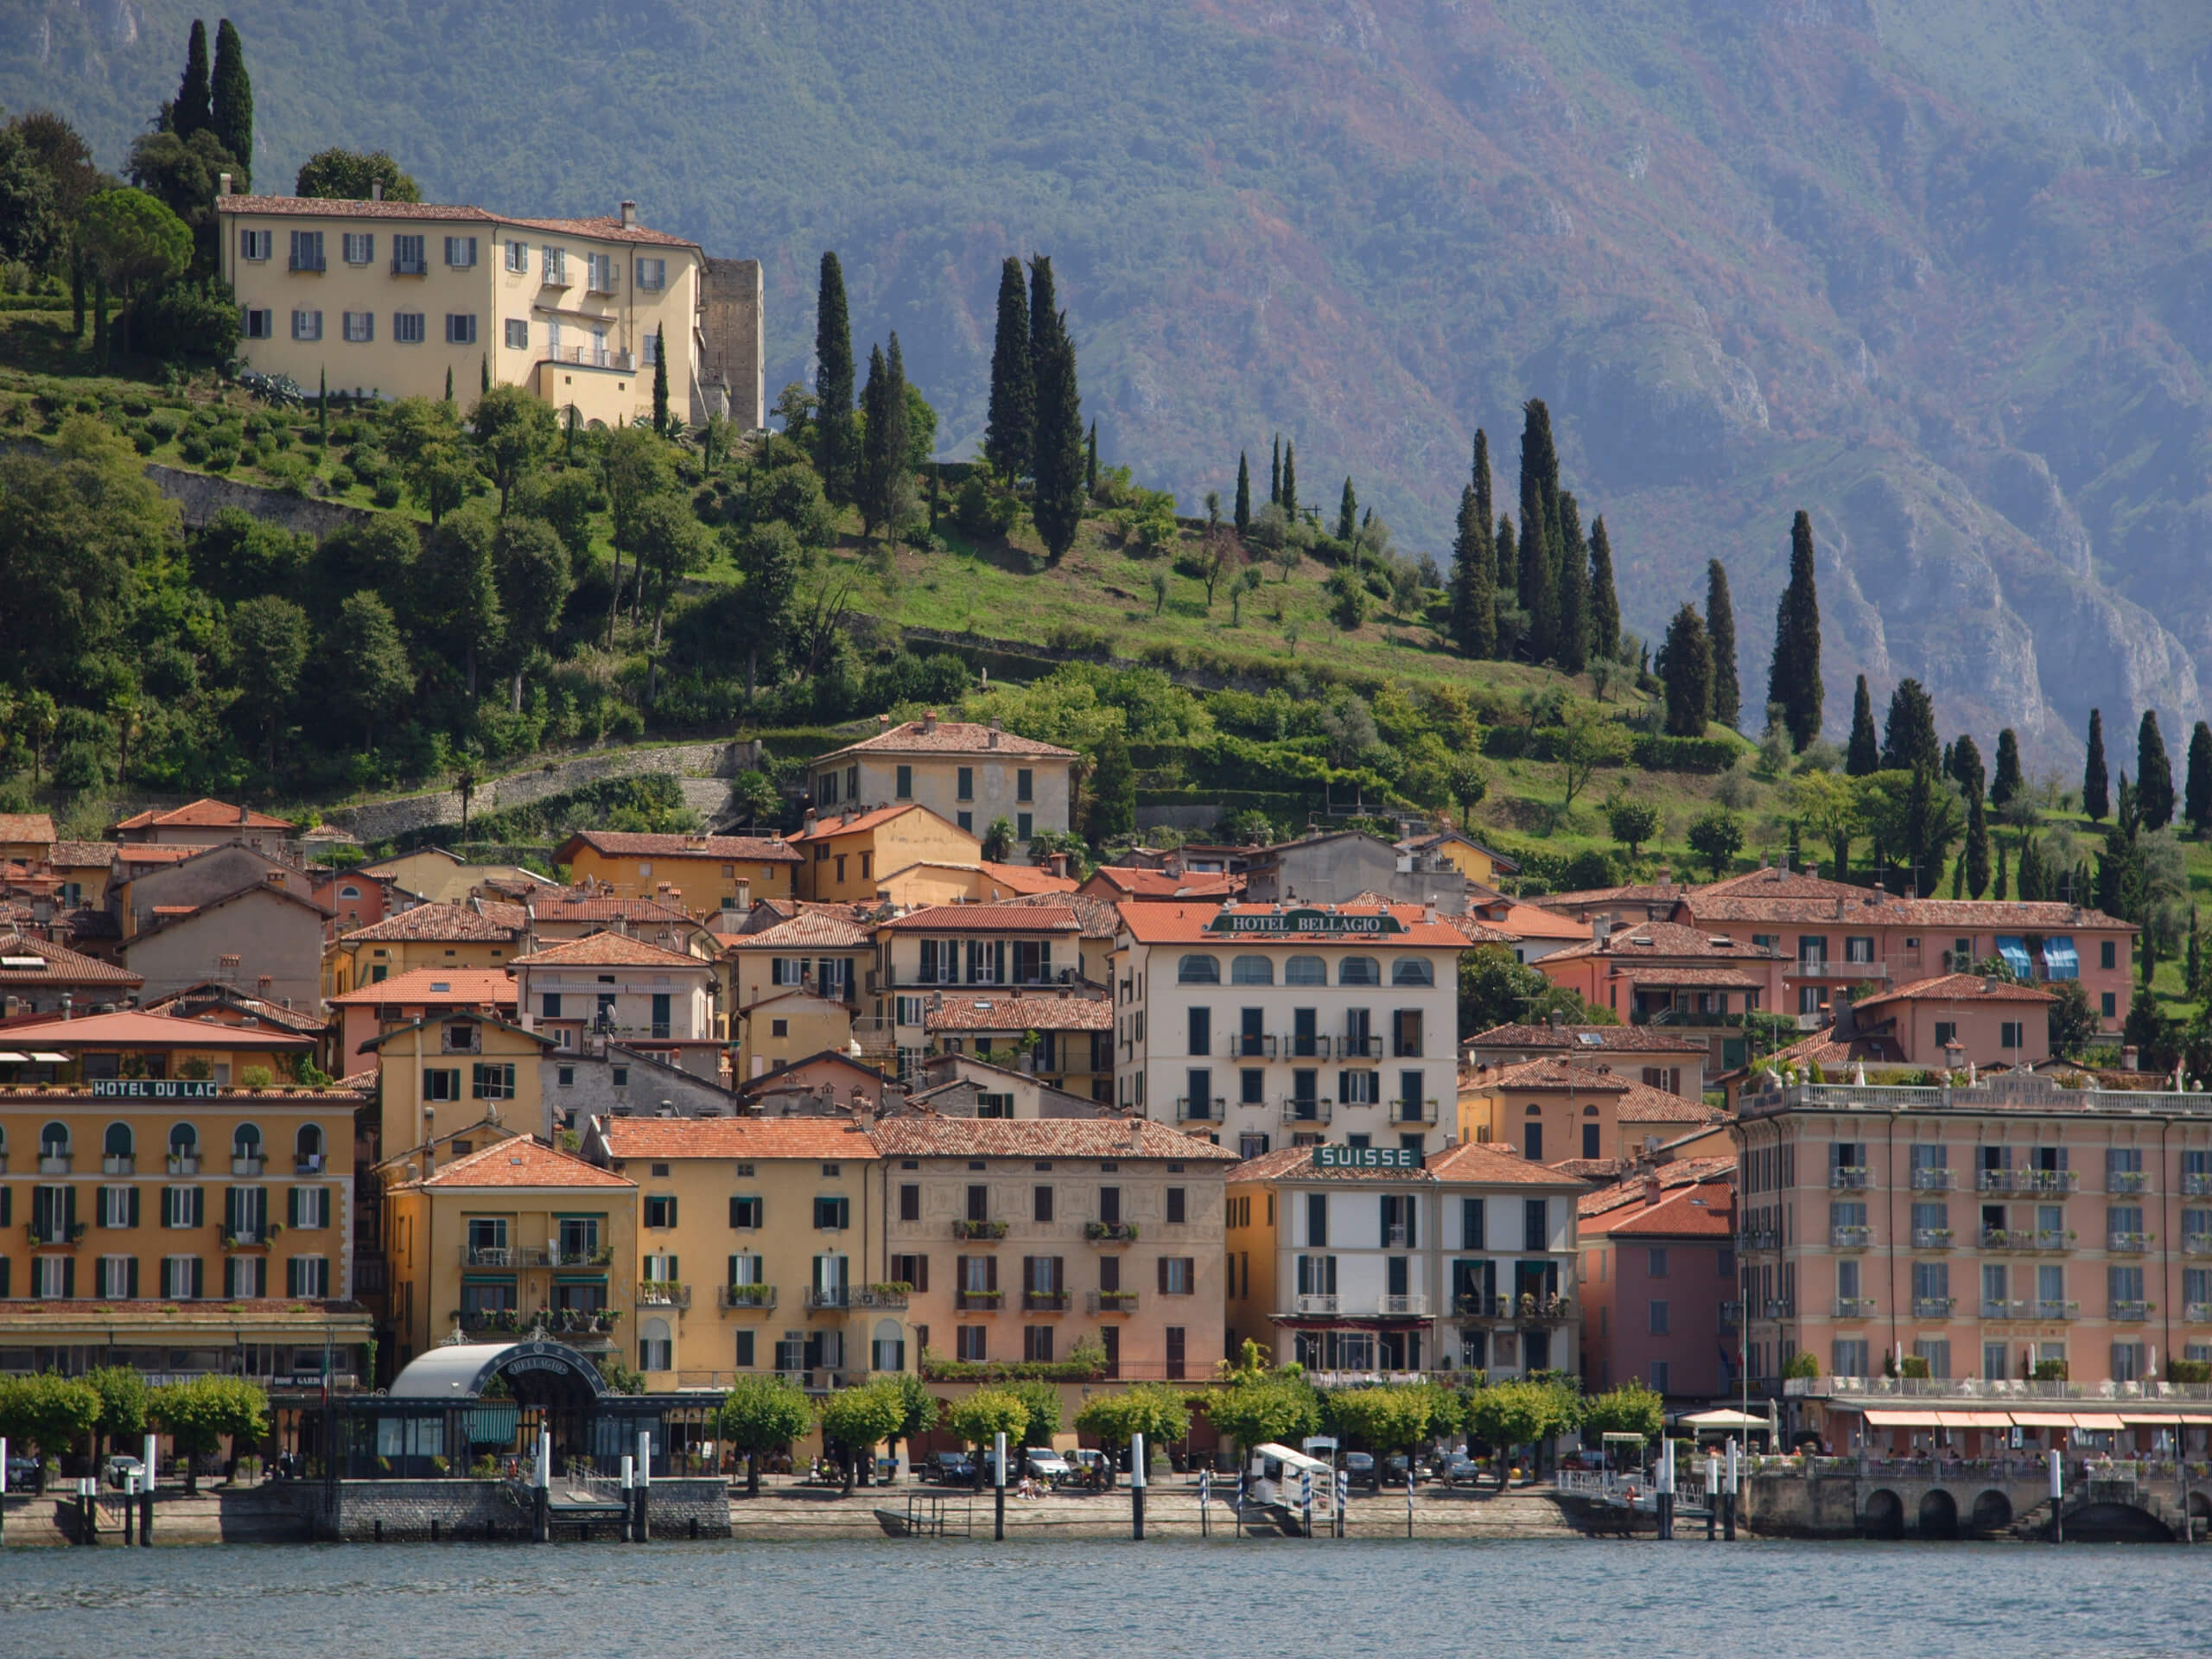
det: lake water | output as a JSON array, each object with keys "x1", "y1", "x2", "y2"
[{"x1": 0, "y1": 1538, "x2": 2202, "y2": 1657}]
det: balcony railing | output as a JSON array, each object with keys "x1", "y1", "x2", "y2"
[
  {"x1": 1742, "y1": 1229, "x2": 1779, "y2": 1252},
  {"x1": 2107, "y1": 1171, "x2": 2149, "y2": 1194},
  {"x1": 1981, "y1": 1228, "x2": 2029, "y2": 1249},
  {"x1": 391, "y1": 257, "x2": 426, "y2": 275},
  {"x1": 718, "y1": 1284, "x2": 775, "y2": 1310},
  {"x1": 1175, "y1": 1096, "x2": 1224, "y2": 1123},
  {"x1": 1719, "y1": 1299, "x2": 1743, "y2": 1328},
  {"x1": 1831, "y1": 1225, "x2": 1872, "y2": 1249},
  {"x1": 2107, "y1": 1231, "x2": 2151, "y2": 1253},
  {"x1": 1980, "y1": 1298, "x2": 2032, "y2": 1319},
  {"x1": 550, "y1": 346, "x2": 639, "y2": 372},
  {"x1": 1378, "y1": 1294, "x2": 1427, "y2": 1316},
  {"x1": 1383, "y1": 1224, "x2": 1411, "y2": 1249},
  {"x1": 103, "y1": 1154, "x2": 135, "y2": 1175},
  {"x1": 1281, "y1": 1098, "x2": 1332, "y2": 1125},
  {"x1": 2183, "y1": 1235, "x2": 2212, "y2": 1256},
  {"x1": 849, "y1": 1285, "x2": 911, "y2": 1308},
  {"x1": 1389, "y1": 1098, "x2": 1440, "y2": 1126},
  {"x1": 232, "y1": 1155, "x2": 265, "y2": 1176},
  {"x1": 166, "y1": 1153, "x2": 200, "y2": 1174},
  {"x1": 1022, "y1": 1290, "x2": 1071, "y2": 1312},
  {"x1": 38, "y1": 1154, "x2": 70, "y2": 1174},
  {"x1": 1978, "y1": 1168, "x2": 2075, "y2": 1192},
  {"x1": 2110, "y1": 1300, "x2": 2151, "y2": 1321},
  {"x1": 1910, "y1": 1167, "x2": 1955, "y2": 1191},
  {"x1": 546, "y1": 1243, "x2": 613, "y2": 1267},
  {"x1": 1763, "y1": 1298, "x2": 1796, "y2": 1319},
  {"x1": 1454, "y1": 1294, "x2": 1576, "y2": 1323},
  {"x1": 295, "y1": 1156, "x2": 324, "y2": 1175},
  {"x1": 1341, "y1": 1035, "x2": 1382, "y2": 1060},
  {"x1": 951, "y1": 1219, "x2": 1008, "y2": 1240},
  {"x1": 461, "y1": 1245, "x2": 518, "y2": 1267},
  {"x1": 1084, "y1": 1222, "x2": 1137, "y2": 1242},
  {"x1": 1293, "y1": 1294, "x2": 1339, "y2": 1316},
  {"x1": 2034, "y1": 1300, "x2": 2079, "y2": 1319},
  {"x1": 639, "y1": 1282, "x2": 691, "y2": 1308},
  {"x1": 1287, "y1": 1035, "x2": 1332, "y2": 1059},
  {"x1": 2187, "y1": 1173, "x2": 2212, "y2": 1197},
  {"x1": 1233, "y1": 1034, "x2": 1276, "y2": 1058},
  {"x1": 1831, "y1": 1166, "x2": 1872, "y2": 1190},
  {"x1": 1911, "y1": 1296, "x2": 1956, "y2": 1318},
  {"x1": 1834, "y1": 1296, "x2": 1876, "y2": 1318},
  {"x1": 2188, "y1": 1301, "x2": 2212, "y2": 1322},
  {"x1": 1789, "y1": 956, "x2": 1896, "y2": 981},
  {"x1": 1087, "y1": 1289, "x2": 1140, "y2": 1314},
  {"x1": 1911, "y1": 1228, "x2": 1955, "y2": 1249},
  {"x1": 955, "y1": 1289, "x2": 1004, "y2": 1311}
]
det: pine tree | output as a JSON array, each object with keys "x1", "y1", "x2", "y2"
[
  {"x1": 2137, "y1": 709, "x2": 2176, "y2": 831},
  {"x1": 1950, "y1": 733, "x2": 1985, "y2": 798},
  {"x1": 2187, "y1": 721, "x2": 2212, "y2": 836},
  {"x1": 1882, "y1": 679, "x2": 1941, "y2": 773},
  {"x1": 1281, "y1": 441, "x2": 1297, "y2": 518},
  {"x1": 2083, "y1": 709, "x2": 2110, "y2": 822},
  {"x1": 982, "y1": 257, "x2": 1031, "y2": 480},
  {"x1": 1085, "y1": 421, "x2": 1097, "y2": 497},
  {"x1": 1992, "y1": 728, "x2": 2024, "y2": 807},
  {"x1": 1336, "y1": 477, "x2": 1357, "y2": 543},
  {"x1": 1965, "y1": 784, "x2": 1992, "y2": 898},
  {"x1": 1517, "y1": 399, "x2": 1560, "y2": 659},
  {"x1": 1767, "y1": 509, "x2": 1824, "y2": 750},
  {"x1": 1555, "y1": 491, "x2": 1590, "y2": 675},
  {"x1": 1656, "y1": 603, "x2": 1714, "y2": 738},
  {"x1": 1847, "y1": 675, "x2": 1879, "y2": 776},
  {"x1": 211, "y1": 20, "x2": 252, "y2": 186},
  {"x1": 1705, "y1": 558, "x2": 1740, "y2": 730},
  {"x1": 651, "y1": 325, "x2": 668, "y2": 433},
  {"x1": 1234, "y1": 451, "x2": 1251, "y2": 536},
  {"x1": 1993, "y1": 839, "x2": 2009, "y2": 901},
  {"x1": 1027, "y1": 269, "x2": 1084, "y2": 561},
  {"x1": 174, "y1": 19, "x2": 212, "y2": 137},
  {"x1": 1448, "y1": 435, "x2": 1497, "y2": 659},
  {"x1": 1588, "y1": 513, "x2": 1620, "y2": 662},
  {"x1": 1269, "y1": 435, "x2": 1281, "y2": 509},
  {"x1": 814, "y1": 251, "x2": 855, "y2": 504}
]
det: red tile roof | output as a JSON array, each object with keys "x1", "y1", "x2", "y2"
[
  {"x1": 1465, "y1": 1023, "x2": 1707, "y2": 1055},
  {"x1": 509, "y1": 931, "x2": 713, "y2": 969},
  {"x1": 0, "y1": 813, "x2": 55, "y2": 844},
  {"x1": 997, "y1": 892, "x2": 1121, "y2": 937},
  {"x1": 1612, "y1": 966, "x2": 1770, "y2": 989},
  {"x1": 598, "y1": 1117, "x2": 880, "y2": 1160},
  {"x1": 814, "y1": 719, "x2": 1077, "y2": 760},
  {"x1": 1578, "y1": 1156, "x2": 1738, "y2": 1218},
  {"x1": 114, "y1": 846, "x2": 198, "y2": 866},
  {"x1": 976, "y1": 861, "x2": 1079, "y2": 894},
  {"x1": 1578, "y1": 1184, "x2": 1737, "y2": 1237},
  {"x1": 882, "y1": 903, "x2": 1080, "y2": 933},
  {"x1": 1082, "y1": 867, "x2": 1244, "y2": 900},
  {"x1": 1541, "y1": 919, "x2": 1780, "y2": 963},
  {"x1": 409, "y1": 1137, "x2": 634, "y2": 1189},
  {"x1": 1228, "y1": 1142, "x2": 1585, "y2": 1185},
  {"x1": 339, "y1": 902, "x2": 524, "y2": 944},
  {"x1": 327, "y1": 967, "x2": 518, "y2": 1007},
  {"x1": 721, "y1": 912, "x2": 874, "y2": 950},
  {"x1": 1116, "y1": 901, "x2": 1476, "y2": 948},
  {"x1": 869, "y1": 1117, "x2": 1233, "y2": 1160},
  {"x1": 113, "y1": 798, "x2": 294, "y2": 832},
  {"x1": 793, "y1": 804, "x2": 972, "y2": 843},
  {"x1": 47, "y1": 841, "x2": 114, "y2": 868},
  {"x1": 140, "y1": 981, "x2": 327, "y2": 1033},
  {"x1": 556, "y1": 830, "x2": 800, "y2": 862},
  {"x1": 215, "y1": 194, "x2": 701, "y2": 248},
  {"x1": 0, "y1": 1008, "x2": 315, "y2": 1049},
  {"x1": 0, "y1": 932, "x2": 143, "y2": 987},
  {"x1": 924, "y1": 993, "x2": 1113, "y2": 1032},
  {"x1": 1853, "y1": 972, "x2": 2056, "y2": 1010}
]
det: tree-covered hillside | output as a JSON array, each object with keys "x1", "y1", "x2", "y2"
[{"x1": 10, "y1": 0, "x2": 2212, "y2": 765}]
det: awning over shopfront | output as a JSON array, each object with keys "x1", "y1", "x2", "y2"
[
  {"x1": 2071, "y1": 1412, "x2": 2128, "y2": 1432},
  {"x1": 1934, "y1": 1411, "x2": 2014, "y2": 1428},
  {"x1": 1863, "y1": 1408, "x2": 1942, "y2": 1428}
]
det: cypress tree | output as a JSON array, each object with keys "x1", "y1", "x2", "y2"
[
  {"x1": 1517, "y1": 399, "x2": 1560, "y2": 659},
  {"x1": 1965, "y1": 784, "x2": 1992, "y2": 898},
  {"x1": 1847, "y1": 674, "x2": 1879, "y2": 776},
  {"x1": 2138, "y1": 709, "x2": 2176, "y2": 831},
  {"x1": 481, "y1": 353, "x2": 491, "y2": 397},
  {"x1": 1269, "y1": 436, "x2": 1281, "y2": 509},
  {"x1": 1993, "y1": 839, "x2": 2009, "y2": 901},
  {"x1": 443, "y1": 365, "x2": 453, "y2": 404},
  {"x1": 1027, "y1": 254, "x2": 1058, "y2": 480},
  {"x1": 2186, "y1": 721, "x2": 2212, "y2": 836},
  {"x1": 651, "y1": 326, "x2": 667, "y2": 432},
  {"x1": 1705, "y1": 558, "x2": 1740, "y2": 730},
  {"x1": 1555, "y1": 490, "x2": 1590, "y2": 675},
  {"x1": 1234, "y1": 452, "x2": 1251, "y2": 537},
  {"x1": 1027, "y1": 267, "x2": 1084, "y2": 561},
  {"x1": 1085, "y1": 421, "x2": 1097, "y2": 497},
  {"x1": 1882, "y1": 678, "x2": 1941, "y2": 773},
  {"x1": 1471, "y1": 430, "x2": 1493, "y2": 563},
  {"x1": 1656, "y1": 603, "x2": 1714, "y2": 738},
  {"x1": 1588, "y1": 514, "x2": 1620, "y2": 662},
  {"x1": 814, "y1": 251, "x2": 855, "y2": 504},
  {"x1": 1492, "y1": 514, "x2": 1519, "y2": 658},
  {"x1": 1448, "y1": 434, "x2": 1497, "y2": 660},
  {"x1": 1767, "y1": 509, "x2": 1824, "y2": 749},
  {"x1": 175, "y1": 20, "x2": 213, "y2": 137},
  {"x1": 2083, "y1": 709, "x2": 2110, "y2": 822},
  {"x1": 1336, "y1": 477, "x2": 1357, "y2": 543},
  {"x1": 1281, "y1": 442, "x2": 1296, "y2": 518},
  {"x1": 2018, "y1": 835, "x2": 2044, "y2": 902},
  {"x1": 982, "y1": 256, "x2": 1031, "y2": 480},
  {"x1": 1950, "y1": 733, "x2": 1985, "y2": 798},
  {"x1": 856, "y1": 333, "x2": 912, "y2": 540},
  {"x1": 211, "y1": 19, "x2": 252, "y2": 185},
  {"x1": 1992, "y1": 728, "x2": 2024, "y2": 807}
]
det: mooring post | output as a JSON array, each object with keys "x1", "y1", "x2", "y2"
[
  {"x1": 635, "y1": 1430, "x2": 652, "y2": 1542},
  {"x1": 1335, "y1": 1465, "x2": 1347, "y2": 1538},
  {"x1": 993, "y1": 1431, "x2": 1006, "y2": 1542},
  {"x1": 141, "y1": 1432, "x2": 157, "y2": 1547},
  {"x1": 79, "y1": 1477, "x2": 97, "y2": 1546},
  {"x1": 1300, "y1": 1465, "x2": 1313, "y2": 1539},
  {"x1": 1199, "y1": 1467, "x2": 1211, "y2": 1539},
  {"x1": 1723, "y1": 1439, "x2": 1738, "y2": 1541},
  {"x1": 1706, "y1": 1452, "x2": 1719, "y2": 1540},
  {"x1": 533, "y1": 1427, "x2": 551, "y2": 1544},
  {"x1": 1656, "y1": 1437, "x2": 1675, "y2": 1541},
  {"x1": 2049, "y1": 1449, "x2": 2063, "y2": 1545},
  {"x1": 1130, "y1": 1433, "x2": 1146, "y2": 1541},
  {"x1": 620, "y1": 1455, "x2": 634, "y2": 1542}
]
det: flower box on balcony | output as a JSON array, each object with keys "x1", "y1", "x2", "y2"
[
  {"x1": 1084, "y1": 1221, "x2": 1138, "y2": 1242},
  {"x1": 955, "y1": 1289, "x2": 1004, "y2": 1310},
  {"x1": 952, "y1": 1219, "x2": 1009, "y2": 1240}
]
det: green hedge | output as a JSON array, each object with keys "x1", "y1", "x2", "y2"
[{"x1": 1630, "y1": 734, "x2": 1739, "y2": 772}]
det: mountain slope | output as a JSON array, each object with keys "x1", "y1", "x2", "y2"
[{"x1": 10, "y1": 0, "x2": 2212, "y2": 766}]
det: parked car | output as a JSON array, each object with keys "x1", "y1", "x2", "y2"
[
  {"x1": 1065, "y1": 1448, "x2": 1108, "y2": 1484},
  {"x1": 1384, "y1": 1453, "x2": 1421, "y2": 1487},
  {"x1": 926, "y1": 1451, "x2": 976, "y2": 1484},
  {"x1": 1023, "y1": 1448, "x2": 1071, "y2": 1485},
  {"x1": 103, "y1": 1454, "x2": 146, "y2": 1491},
  {"x1": 1441, "y1": 1453, "x2": 1482, "y2": 1486},
  {"x1": 5, "y1": 1451, "x2": 41, "y2": 1489},
  {"x1": 1343, "y1": 1451, "x2": 1378, "y2": 1491}
]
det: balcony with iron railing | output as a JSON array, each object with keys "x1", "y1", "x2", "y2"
[
  {"x1": 955, "y1": 1288, "x2": 1004, "y2": 1311},
  {"x1": 1388, "y1": 1097, "x2": 1440, "y2": 1126},
  {"x1": 1285, "y1": 1035, "x2": 1332, "y2": 1060},
  {"x1": 1787, "y1": 956, "x2": 1897, "y2": 982},
  {"x1": 550, "y1": 346, "x2": 639, "y2": 372},
  {"x1": 1293, "y1": 1293, "x2": 1339, "y2": 1316},
  {"x1": 1453, "y1": 1293, "x2": 1573, "y2": 1323},
  {"x1": 2108, "y1": 1232, "x2": 2152, "y2": 1253},
  {"x1": 1084, "y1": 1222, "x2": 1137, "y2": 1243},
  {"x1": 2188, "y1": 1173, "x2": 2212, "y2": 1197},
  {"x1": 718, "y1": 1283, "x2": 776, "y2": 1310},
  {"x1": 1634, "y1": 1008, "x2": 1749, "y2": 1028},
  {"x1": 2183, "y1": 1234, "x2": 2212, "y2": 1256},
  {"x1": 1742, "y1": 1229, "x2": 1779, "y2": 1252},
  {"x1": 1834, "y1": 1296, "x2": 1877, "y2": 1318},
  {"x1": 2104, "y1": 1170, "x2": 2148, "y2": 1194},
  {"x1": 1719, "y1": 1299, "x2": 1743, "y2": 1328},
  {"x1": 1763, "y1": 1298, "x2": 1796, "y2": 1319},
  {"x1": 1831, "y1": 1166, "x2": 1872, "y2": 1190},
  {"x1": 639, "y1": 1281, "x2": 691, "y2": 1309},
  {"x1": 1911, "y1": 1296, "x2": 1955, "y2": 1319},
  {"x1": 1087, "y1": 1289, "x2": 1140, "y2": 1314},
  {"x1": 1911, "y1": 1228, "x2": 1955, "y2": 1249},
  {"x1": 1175, "y1": 1096, "x2": 1225, "y2": 1124},
  {"x1": 1910, "y1": 1167, "x2": 1955, "y2": 1191},
  {"x1": 1232, "y1": 1033, "x2": 1276, "y2": 1059},
  {"x1": 391, "y1": 256, "x2": 427, "y2": 275},
  {"x1": 1280, "y1": 1097, "x2": 1332, "y2": 1126},
  {"x1": 167, "y1": 1154, "x2": 200, "y2": 1175},
  {"x1": 1981, "y1": 1228, "x2": 2071, "y2": 1251},
  {"x1": 1979, "y1": 1168, "x2": 2079, "y2": 1194},
  {"x1": 103, "y1": 1154, "x2": 135, "y2": 1175},
  {"x1": 1022, "y1": 1290, "x2": 1071, "y2": 1312},
  {"x1": 2188, "y1": 1301, "x2": 2212, "y2": 1322},
  {"x1": 951, "y1": 1218, "x2": 1008, "y2": 1240},
  {"x1": 1831, "y1": 1225, "x2": 1873, "y2": 1249},
  {"x1": 461, "y1": 1244, "x2": 520, "y2": 1268},
  {"x1": 1980, "y1": 1298, "x2": 2033, "y2": 1319},
  {"x1": 2110, "y1": 1300, "x2": 2152, "y2": 1321},
  {"x1": 1341, "y1": 1034, "x2": 1382, "y2": 1061}
]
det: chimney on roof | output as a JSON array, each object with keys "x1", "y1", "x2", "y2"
[
  {"x1": 2123, "y1": 1045, "x2": 2140, "y2": 1071},
  {"x1": 217, "y1": 171, "x2": 233, "y2": 198},
  {"x1": 1592, "y1": 917, "x2": 1612, "y2": 948},
  {"x1": 802, "y1": 807, "x2": 817, "y2": 830},
  {"x1": 877, "y1": 713, "x2": 890, "y2": 731},
  {"x1": 921, "y1": 710, "x2": 938, "y2": 735},
  {"x1": 371, "y1": 180, "x2": 383, "y2": 201},
  {"x1": 1642, "y1": 1171, "x2": 1662, "y2": 1207},
  {"x1": 620, "y1": 200, "x2": 639, "y2": 227},
  {"x1": 1982, "y1": 976, "x2": 1997, "y2": 995}
]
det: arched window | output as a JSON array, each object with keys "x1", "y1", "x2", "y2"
[
  {"x1": 639, "y1": 1317, "x2": 673, "y2": 1371},
  {"x1": 296, "y1": 1123, "x2": 326, "y2": 1168},
  {"x1": 1582, "y1": 1103, "x2": 1600, "y2": 1117},
  {"x1": 104, "y1": 1122, "x2": 135, "y2": 1158},
  {"x1": 1284, "y1": 956, "x2": 1327, "y2": 986},
  {"x1": 1338, "y1": 956, "x2": 1381, "y2": 986},
  {"x1": 39, "y1": 1121, "x2": 70, "y2": 1158},
  {"x1": 340, "y1": 885, "x2": 361, "y2": 899},
  {"x1": 169, "y1": 1122, "x2": 199, "y2": 1154},
  {"x1": 232, "y1": 1122, "x2": 263, "y2": 1161},
  {"x1": 1391, "y1": 957, "x2": 1435, "y2": 987},
  {"x1": 1177, "y1": 954, "x2": 1221, "y2": 985},
  {"x1": 1526, "y1": 1103, "x2": 1542, "y2": 1116},
  {"x1": 1230, "y1": 955, "x2": 1274, "y2": 985}
]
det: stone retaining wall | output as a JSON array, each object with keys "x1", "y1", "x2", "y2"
[
  {"x1": 297, "y1": 1477, "x2": 731, "y2": 1541},
  {"x1": 145, "y1": 463, "x2": 386, "y2": 537}
]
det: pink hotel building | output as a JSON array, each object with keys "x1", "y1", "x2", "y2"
[{"x1": 1735, "y1": 1071, "x2": 2212, "y2": 1408}]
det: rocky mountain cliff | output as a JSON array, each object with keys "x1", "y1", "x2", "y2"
[{"x1": 11, "y1": 0, "x2": 2212, "y2": 766}]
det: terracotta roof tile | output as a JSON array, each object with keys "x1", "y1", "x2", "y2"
[
  {"x1": 557, "y1": 830, "x2": 799, "y2": 862},
  {"x1": 0, "y1": 932, "x2": 143, "y2": 986},
  {"x1": 869, "y1": 1117, "x2": 1234, "y2": 1160},
  {"x1": 410, "y1": 1137, "x2": 633, "y2": 1189},
  {"x1": 327, "y1": 967, "x2": 518, "y2": 1007},
  {"x1": 815, "y1": 719, "x2": 1077, "y2": 760},
  {"x1": 47, "y1": 841, "x2": 114, "y2": 868},
  {"x1": 998, "y1": 891, "x2": 1121, "y2": 937},
  {"x1": 1465, "y1": 1023, "x2": 1707, "y2": 1055},
  {"x1": 509, "y1": 931, "x2": 713, "y2": 969},
  {"x1": 1082, "y1": 867, "x2": 1244, "y2": 900},
  {"x1": 113, "y1": 798, "x2": 293, "y2": 831},
  {"x1": 1577, "y1": 1185, "x2": 1737, "y2": 1237},
  {"x1": 114, "y1": 846, "x2": 198, "y2": 866},
  {"x1": 0, "y1": 814, "x2": 55, "y2": 844},
  {"x1": 882, "y1": 903, "x2": 1080, "y2": 933},
  {"x1": 0, "y1": 1008, "x2": 314, "y2": 1048},
  {"x1": 722, "y1": 912, "x2": 874, "y2": 950},
  {"x1": 924, "y1": 993, "x2": 1113, "y2": 1032},
  {"x1": 1116, "y1": 901, "x2": 1477, "y2": 948},
  {"x1": 1613, "y1": 966, "x2": 1770, "y2": 988},
  {"x1": 598, "y1": 1117, "x2": 879, "y2": 1160},
  {"x1": 793, "y1": 804, "x2": 972, "y2": 843},
  {"x1": 216, "y1": 194, "x2": 700, "y2": 247},
  {"x1": 1853, "y1": 972, "x2": 2056, "y2": 1009},
  {"x1": 1541, "y1": 919, "x2": 1779, "y2": 963},
  {"x1": 340, "y1": 902, "x2": 524, "y2": 944}
]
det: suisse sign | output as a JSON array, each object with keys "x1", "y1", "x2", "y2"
[
  {"x1": 1314, "y1": 1144, "x2": 1424, "y2": 1170},
  {"x1": 1207, "y1": 908, "x2": 1404, "y2": 937},
  {"x1": 92, "y1": 1079, "x2": 224, "y2": 1100}
]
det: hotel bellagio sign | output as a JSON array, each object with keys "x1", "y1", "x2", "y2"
[{"x1": 1207, "y1": 908, "x2": 1405, "y2": 937}]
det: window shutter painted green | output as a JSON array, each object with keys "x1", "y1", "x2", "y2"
[
  {"x1": 62, "y1": 1257, "x2": 74, "y2": 1297},
  {"x1": 1157, "y1": 1255, "x2": 1168, "y2": 1294},
  {"x1": 66, "y1": 1185, "x2": 77, "y2": 1230},
  {"x1": 288, "y1": 1187, "x2": 300, "y2": 1227},
  {"x1": 127, "y1": 1257, "x2": 139, "y2": 1297},
  {"x1": 129, "y1": 1186, "x2": 141, "y2": 1227},
  {"x1": 192, "y1": 1186, "x2": 206, "y2": 1228},
  {"x1": 191, "y1": 1256, "x2": 204, "y2": 1299},
  {"x1": 0, "y1": 1187, "x2": 10, "y2": 1225}
]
